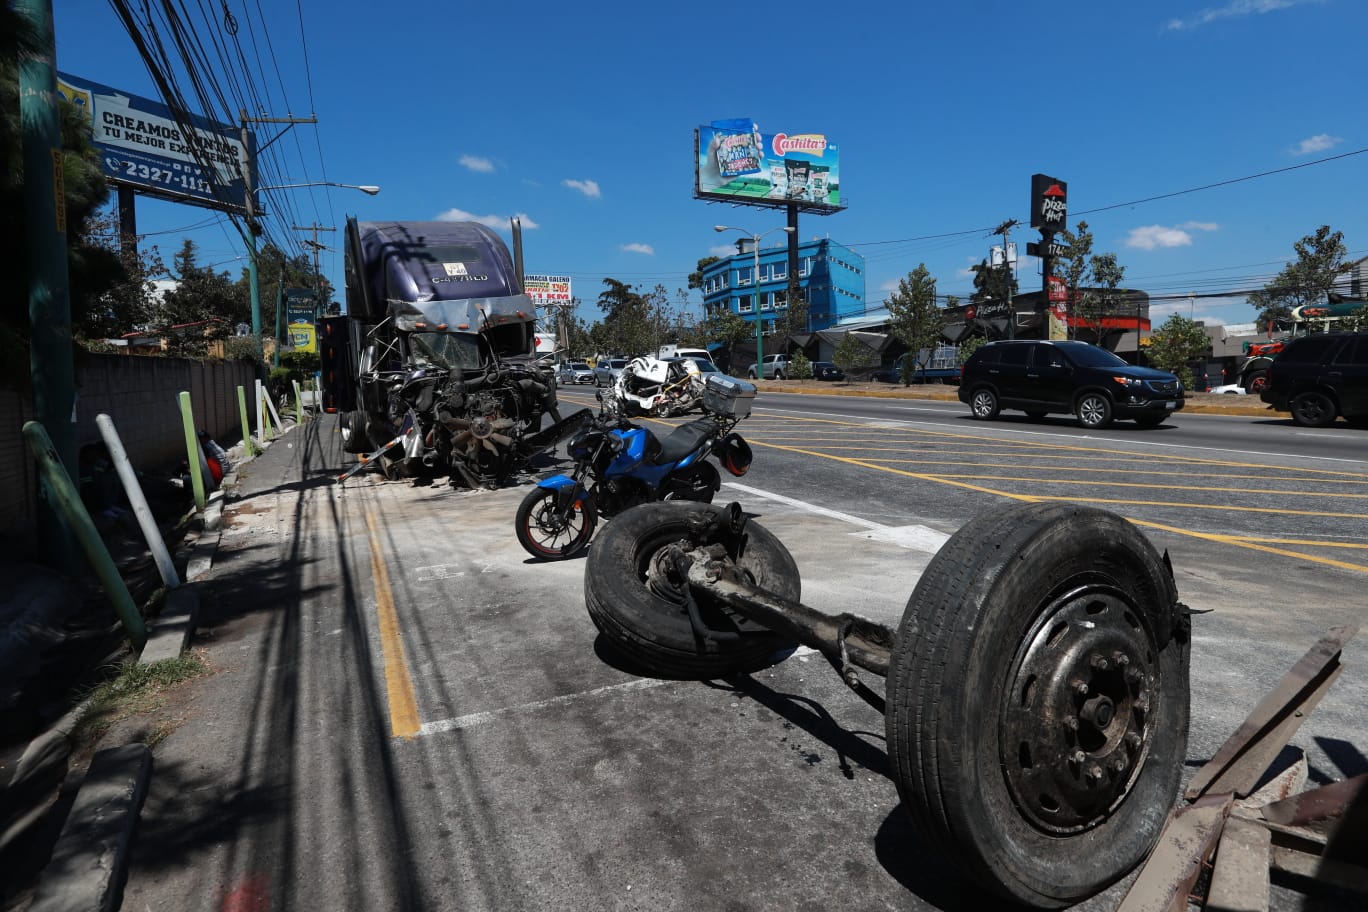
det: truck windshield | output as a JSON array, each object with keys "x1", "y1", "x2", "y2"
[{"x1": 410, "y1": 332, "x2": 482, "y2": 370}]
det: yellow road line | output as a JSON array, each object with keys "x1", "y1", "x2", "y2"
[
  {"x1": 852, "y1": 460, "x2": 1368, "y2": 484},
  {"x1": 748, "y1": 438, "x2": 1368, "y2": 573},
  {"x1": 365, "y1": 508, "x2": 421, "y2": 738},
  {"x1": 890, "y1": 475, "x2": 1368, "y2": 499}
]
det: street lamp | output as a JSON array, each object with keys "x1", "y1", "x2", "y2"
[
  {"x1": 714, "y1": 224, "x2": 795, "y2": 379},
  {"x1": 258, "y1": 182, "x2": 380, "y2": 196},
  {"x1": 242, "y1": 180, "x2": 380, "y2": 358}
]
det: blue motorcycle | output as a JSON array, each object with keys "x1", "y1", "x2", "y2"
[{"x1": 514, "y1": 379, "x2": 755, "y2": 560}]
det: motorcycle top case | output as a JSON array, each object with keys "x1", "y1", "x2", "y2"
[{"x1": 702, "y1": 374, "x2": 757, "y2": 418}]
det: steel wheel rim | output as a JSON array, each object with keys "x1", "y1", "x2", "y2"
[{"x1": 999, "y1": 583, "x2": 1161, "y2": 834}]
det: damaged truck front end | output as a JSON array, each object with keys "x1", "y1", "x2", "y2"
[{"x1": 331, "y1": 218, "x2": 584, "y2": 487}]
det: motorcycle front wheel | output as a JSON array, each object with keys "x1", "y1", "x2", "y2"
[{"x1": 515, "y1": 487, "x2": 597, "y2": 560}]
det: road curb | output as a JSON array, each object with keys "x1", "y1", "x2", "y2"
[{"x1": 27, "y1": 743, "x2": 152, "y2": 912}]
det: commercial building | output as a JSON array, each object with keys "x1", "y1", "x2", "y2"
[{"x1": 699, "y1": 237, "x2": 866, "y2": 334}]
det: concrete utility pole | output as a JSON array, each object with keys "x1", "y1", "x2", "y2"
[
  {"x1": 18, "y1": 0, "x2": 79, "y2": 569},
  {"x1": 993, "y1": 219, "x2": 1018, "y2": 340}
]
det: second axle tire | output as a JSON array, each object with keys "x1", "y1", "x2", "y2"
[
  {"x1": 885, "y1": 501, "x2": 1190, "y2": 908},
  {"x1": 584, "y1": 501, "x2": 798, "y2": 679}
]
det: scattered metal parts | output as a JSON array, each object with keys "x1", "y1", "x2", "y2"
[
  {"x1": 1205, "y1": 817, "x2": 1271, "y2": 912},
  {"x1": 1186, "y1": 625, "x2": 1358, "y2": 800},
  {"x1": 1117, "y1": 793, "x2": 1233, "y2": 912}
]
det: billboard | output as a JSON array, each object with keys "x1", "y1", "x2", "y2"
[
  {"x1": 523, "y1": 274, "x2": 572, "y2": 306},
  {"x1": 285, "y1": 287, "x2": 317, "y2": 325},
  {"x1": 695, "y1": 120, "x2": 843, "y2": 213},
  {"x1": 1030, "y1": 173, "x2": 1067, "y2": 232},
  {"x1": 287, "y1": 322, "x2": 317, "y2": 353},
  {"x1": 56, "y1": 72, "x2": 253, "y2": 213}
]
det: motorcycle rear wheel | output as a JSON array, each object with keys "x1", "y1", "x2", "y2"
[{"x1": 515, "y1": 487, "x2": 596, "y2": 560}]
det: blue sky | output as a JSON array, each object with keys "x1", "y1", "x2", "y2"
[{"x1": 53, "y1": 0, "x2": 1366, "y2": 330}]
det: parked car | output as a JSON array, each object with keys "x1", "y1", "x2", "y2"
[
  {"x1": 746, "y1": 354, "x2": 791, "y2": 380},
  {"x1": 1208, "y1": 384, "x2": 1247, "y2": 395},
  {"x1": 873, "y1": 351, "x2": 962, "y2": 384},
  {"x1": 811, "y1": 361, "x2": 844, "y2": 381},
  {"x1": 593, "y1": 358, "x2": 630, "y2": 387},
  {"x1": 1259, "y1": 332, "x2": 1368, "y2": 427},
  {"x1": 957, "y1": 339, "x2": 1185, "y2": 429},
  {"x1": 557, "y1": 361, "x2": 595, "y2": 385}
]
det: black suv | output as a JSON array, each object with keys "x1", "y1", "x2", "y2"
[
  {"x1": 957, "y1": 340, "x2": 1185, "y2": 428},
  {"x1": 1259, "y1": 332, "x2": 1368, "y2": 427}
]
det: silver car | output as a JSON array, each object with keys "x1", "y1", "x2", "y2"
[
  {"x1": 557, "y1": 361, "x2": 595, "y2": 385},
  {"x1": 593, "y1": 358, "x2": 630, "y2": 387}
]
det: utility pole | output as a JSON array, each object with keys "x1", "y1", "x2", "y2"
[
  {"x1": 239, "y1": 110, "x2": 317, "y2": 359},
  {"x1": 292, "y1": 222, "x2": 336, "y2": 309},
  {"x1": 993, "y1": 219, "x2": 1018, "y2": 339},
  {"x1": 18, "y1": 0, "x2": 79, "y2": 569}
]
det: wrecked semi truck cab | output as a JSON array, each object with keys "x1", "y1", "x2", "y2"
[{"x1": 328, "y1": 219, "x2": 573, "y2": 487}]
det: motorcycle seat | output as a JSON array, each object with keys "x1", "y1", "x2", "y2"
[{"x1": 649, "y1": 417, "x2": 719, "y2": 466}]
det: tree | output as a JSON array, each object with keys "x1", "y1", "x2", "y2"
[
  {"x1": 593, "y1": 278, "x2": 672, "y2": 356},
  {"x1": 832, "y1": 331, "x2": 877, "y2": 382},
  {"x1": 1051, "y1": 221, "x2": 1094, "y2": 340},
  {"x1": 1077, "y1": 251, "x2": 1126, "y2": 342},
  {"x1": 788, "y1": 349, "x2": 813, "y2": 380},
  {"x1": 1248, "y1": 226, "x2": 1350, "y2": 331},
  {"x1": 687, "y1": 256, "x2": 720, "y2": 291},
  {"x1": 1146, "y1": 314, "x2": 1209, "y2": 390},
  {"x1": 969, "y1": 258, "x2": 1016, "y2": 306},
  {"x1": 160, "y1": 239, "x2": 247, "y2": 355},
  {"x1": 884, "y1": 264, "x2": 944, "y2": 385}
]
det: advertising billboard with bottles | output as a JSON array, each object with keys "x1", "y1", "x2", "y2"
[{"x1": 694, "y1": 119, "x2": 843, "y2": 213}]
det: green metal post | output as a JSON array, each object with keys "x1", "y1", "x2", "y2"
[
  {"x1": 177, "y1": 392, "x2": 207, "y2": 512},
  {"x1": 18, "y1": 0, "x2": 79, "y2": 571},
  {"x1": 272, "y1": 271, "x2": 283, "y2": 367},
  {"x1": 23, "y1": 422, "x2": 147, "y2": 650},
  {"x1": 238, "y1": 385, "x2": 256, "y2": 456}
]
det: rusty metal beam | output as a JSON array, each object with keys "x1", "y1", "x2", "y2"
[
  {"x1": 1186, "y1": 626, "x2": 1358, "y2": 800},
  {"x1": 1270, "y1": 844, "x2": 1368, "y2": 895},
  {"x1": 685, "y1": 557, "x2": 895, "y2": 676},
  {"x1": 1261, "y1": 773, "x2": 1368, "y2": 828},
  {"x1": 1206, "y1": 816, "x2": 1271, "y2": 912},
  {"x1": 1117, "y1": 792, "x2": 1233, "y2": 912}
]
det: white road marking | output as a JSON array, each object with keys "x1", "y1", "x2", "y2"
[
  {"x1": 420, "y1": 677, "x2": 674, "y2": 735},
  {"x1": 722, "y1": 481, "x2": 949, "y2": 552}
]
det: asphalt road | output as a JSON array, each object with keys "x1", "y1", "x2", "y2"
[{"x1": 120, "y1": 395, "x2": 1367, "y2": 912}]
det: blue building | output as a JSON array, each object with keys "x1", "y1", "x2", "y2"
[{"x1": 699, "y1": 237, "x2": 866, "y2": 334}]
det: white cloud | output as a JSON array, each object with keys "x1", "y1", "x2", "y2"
[
  {"x1": 563, "y1": 178, "x2": 602, "y2": 199},
  {"x1": 1164, "y1": 0, "x2": 1322, "y2": 31},
  {"x1": 880, "y1": 279, "x2": 901, "y2": 293},
  {"x1": 1292, "y1": 133, "x2": 1343, "y2": 155},
  {"x1": 620, "y1": 243, "x2": 654, "y2": 255},
  {"x1": 709, "y1": 244, "x2": 738, "y2": 257},
  {"x1": 1126, "y1": 222, "x2": 1218, "y2": 250},
  {"x1": 434, "y1": 208, "x2": 539, "y2": 230},
  {"x1": 458, "y1": 155, "x2": 495, "y2": 173}
]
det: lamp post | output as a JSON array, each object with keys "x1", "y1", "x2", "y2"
[
  {"x1": 246, "y1": 181, "x2": 380, "y2": 356},
  {"x1": 714, "y1": 225, "x2": 795, "y2": 379}
]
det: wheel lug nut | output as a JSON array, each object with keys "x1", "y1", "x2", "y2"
[
  {"x1": 1090, "y1": 654, "x2": 1110, "y2": 671},
  {"x1": 1071, "y1": 678, "x2": 1089, "y2": 696},
  {"x1": 1070, "y1": 750, "x2": 1086, "y2": 767},
  {"x1": 1124, "y1": 733, "x2": 1142, "y2": 752},
  {"x1": 1126, "y1": 666, "x2": 1143, "y2": 684},
  {"x1": 1112, "y1": 651, "x2": 1130, "y2": 667},
  {"x1": 1112, "y1": 756, "x2": 1128, "y2": 773},
  {"x1": 1135, "y1": 695, "x2": 1150, "y2": 712},
  {"x1": 1085, "y1": 764, "x2": 1105, "y2": 785},
  {"x1": 1062, "y1": 717, "x2": 1079, "y2": 732}
]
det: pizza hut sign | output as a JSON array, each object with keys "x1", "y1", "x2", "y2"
[{"x1": 1031, "y1": 173, "x2": 1068, "y2": 231}]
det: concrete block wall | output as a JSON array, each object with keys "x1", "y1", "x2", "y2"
[{"x1": 0, "y1": 355, "x2": 259, "y2": 547}]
